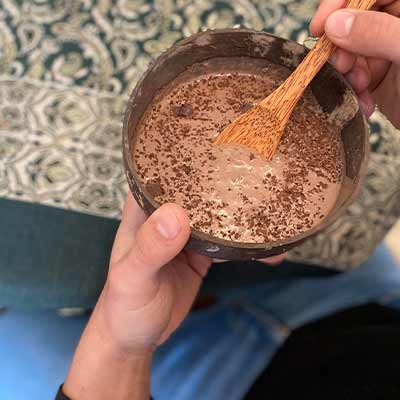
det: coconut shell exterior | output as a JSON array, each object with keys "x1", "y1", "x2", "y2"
[{"x1": 123, "y1": 29, "x2": 369, "y2": 261}]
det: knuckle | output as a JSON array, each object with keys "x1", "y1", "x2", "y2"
[
  {"x1": 134, "y1": 219, "x2": 168, "y2": 269},
  {"x1": 107, "y1": 262, "x2": 128, "y2": 294},
  {"x1": 134, "y1": 233, "x2": 155, "y2": 266}
]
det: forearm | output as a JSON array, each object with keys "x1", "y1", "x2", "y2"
[
  {"x1": 62, "y1": 199, "x2": 205, "y2": 399},
  {"x1": 63, "y1": 295, "x2": 153, "y2": 400}
]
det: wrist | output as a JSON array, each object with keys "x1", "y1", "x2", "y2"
[
  {"x1": 96, "y1": 297, "x2": 156, "y2": 358},
  {"x1": 64, "y1": 295, "x2": 154, "y2": 400}
]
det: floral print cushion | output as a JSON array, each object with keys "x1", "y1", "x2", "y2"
[{"x1": 0, "y1": 0, "x2": 399, "y2": 270}]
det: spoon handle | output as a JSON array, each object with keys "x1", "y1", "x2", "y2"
[
  {"x1": 309, "y1": 0, "x2": 377, "y2": 68},
  {"x1": 261, "y1": 0, "x2": 376, "y2": 121}
]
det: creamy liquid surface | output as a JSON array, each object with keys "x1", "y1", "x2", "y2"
[{"x1": 134, "y1": 59, "x2": 344, "y2": 243}]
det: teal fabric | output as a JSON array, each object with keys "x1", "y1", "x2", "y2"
[
  {"x1": 0, "y1": 198, "x2": 116, "y2": 308},
  {"x1": 0, "y1": 197, "x2": 338, "y2": 308}
]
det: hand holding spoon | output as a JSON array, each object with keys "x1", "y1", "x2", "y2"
[{"x1": 214, "y1": 0, "x2": 376, "y2": 160}]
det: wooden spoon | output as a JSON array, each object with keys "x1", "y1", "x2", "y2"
[{"x1": 214, "y1": 0, "x2": 376, "y2": 160}]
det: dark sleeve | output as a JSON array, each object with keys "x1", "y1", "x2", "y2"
[
  {"x1": 56, "y1": 385, "x2": 154, "y2": 399},
  {"x1": 55, "y1": 386, "x2": 69, "y2": 400}
]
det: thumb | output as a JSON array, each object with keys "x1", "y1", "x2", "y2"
[
  {"x1": 116, "y1": 203, "x2": 191, "y2": 283},
  {"x1": 325, "y1": 10, "x2": 400, "y2": 64}
]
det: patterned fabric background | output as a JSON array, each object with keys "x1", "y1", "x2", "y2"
[{"x1": 0, "y1": 0, "x2": 399, "y2": 270}]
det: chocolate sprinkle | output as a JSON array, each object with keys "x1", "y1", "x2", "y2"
[
  {"x1": 145, "y1": 180, "x2": 164, "y2": 198},
  {"x1": 172, "y1": 103, "x2": 193, "y2": 118},
  {"x1": 134, "y1": 59, "x2": 344, "y2": 244}
]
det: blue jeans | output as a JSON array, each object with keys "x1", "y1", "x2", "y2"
[
  {"x1": 151, "y1": 245, "x2": 400, "y2": 400},
  {"x1": 0, "y1": 245, "x2": 399, "y2": 399}
]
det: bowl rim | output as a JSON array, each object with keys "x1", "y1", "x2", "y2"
[{"x1": 123, "y1": 28, "x2": 370, "y2": 252}]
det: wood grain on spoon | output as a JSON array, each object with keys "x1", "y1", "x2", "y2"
[{"x1": 214, "y1": 0, "x2": 376, "y2": 161}]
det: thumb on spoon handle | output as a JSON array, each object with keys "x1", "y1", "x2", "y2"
[{"x1": 265, "y1": 0, "x2": 376, "y2": 120}]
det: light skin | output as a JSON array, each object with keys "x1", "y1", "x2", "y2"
[
  {"x1": 63, "y1": 195, "x2": 284, "y2": 399},
  {"x1": 64, "y1": 3, "x2": 400, "y2": 399},
  {"x1": 311, "y1": 0, "x2": 400, "y2": 128}
]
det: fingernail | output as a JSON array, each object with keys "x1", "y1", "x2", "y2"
[
  {"x1": 155, "y1": 209, "x2": 181, "y2": 239},
  {"x1": 326, "y1": 11, "x2": 355, "y2": 38}
]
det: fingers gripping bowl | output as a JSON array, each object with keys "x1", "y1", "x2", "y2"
[{"x1": 123, "y1": 29, "x2": 369, "y2": 261}]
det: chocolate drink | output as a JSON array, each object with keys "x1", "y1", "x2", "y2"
[{"x1": 134, "y1": 58, "x2": 344, "y2": 244}]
